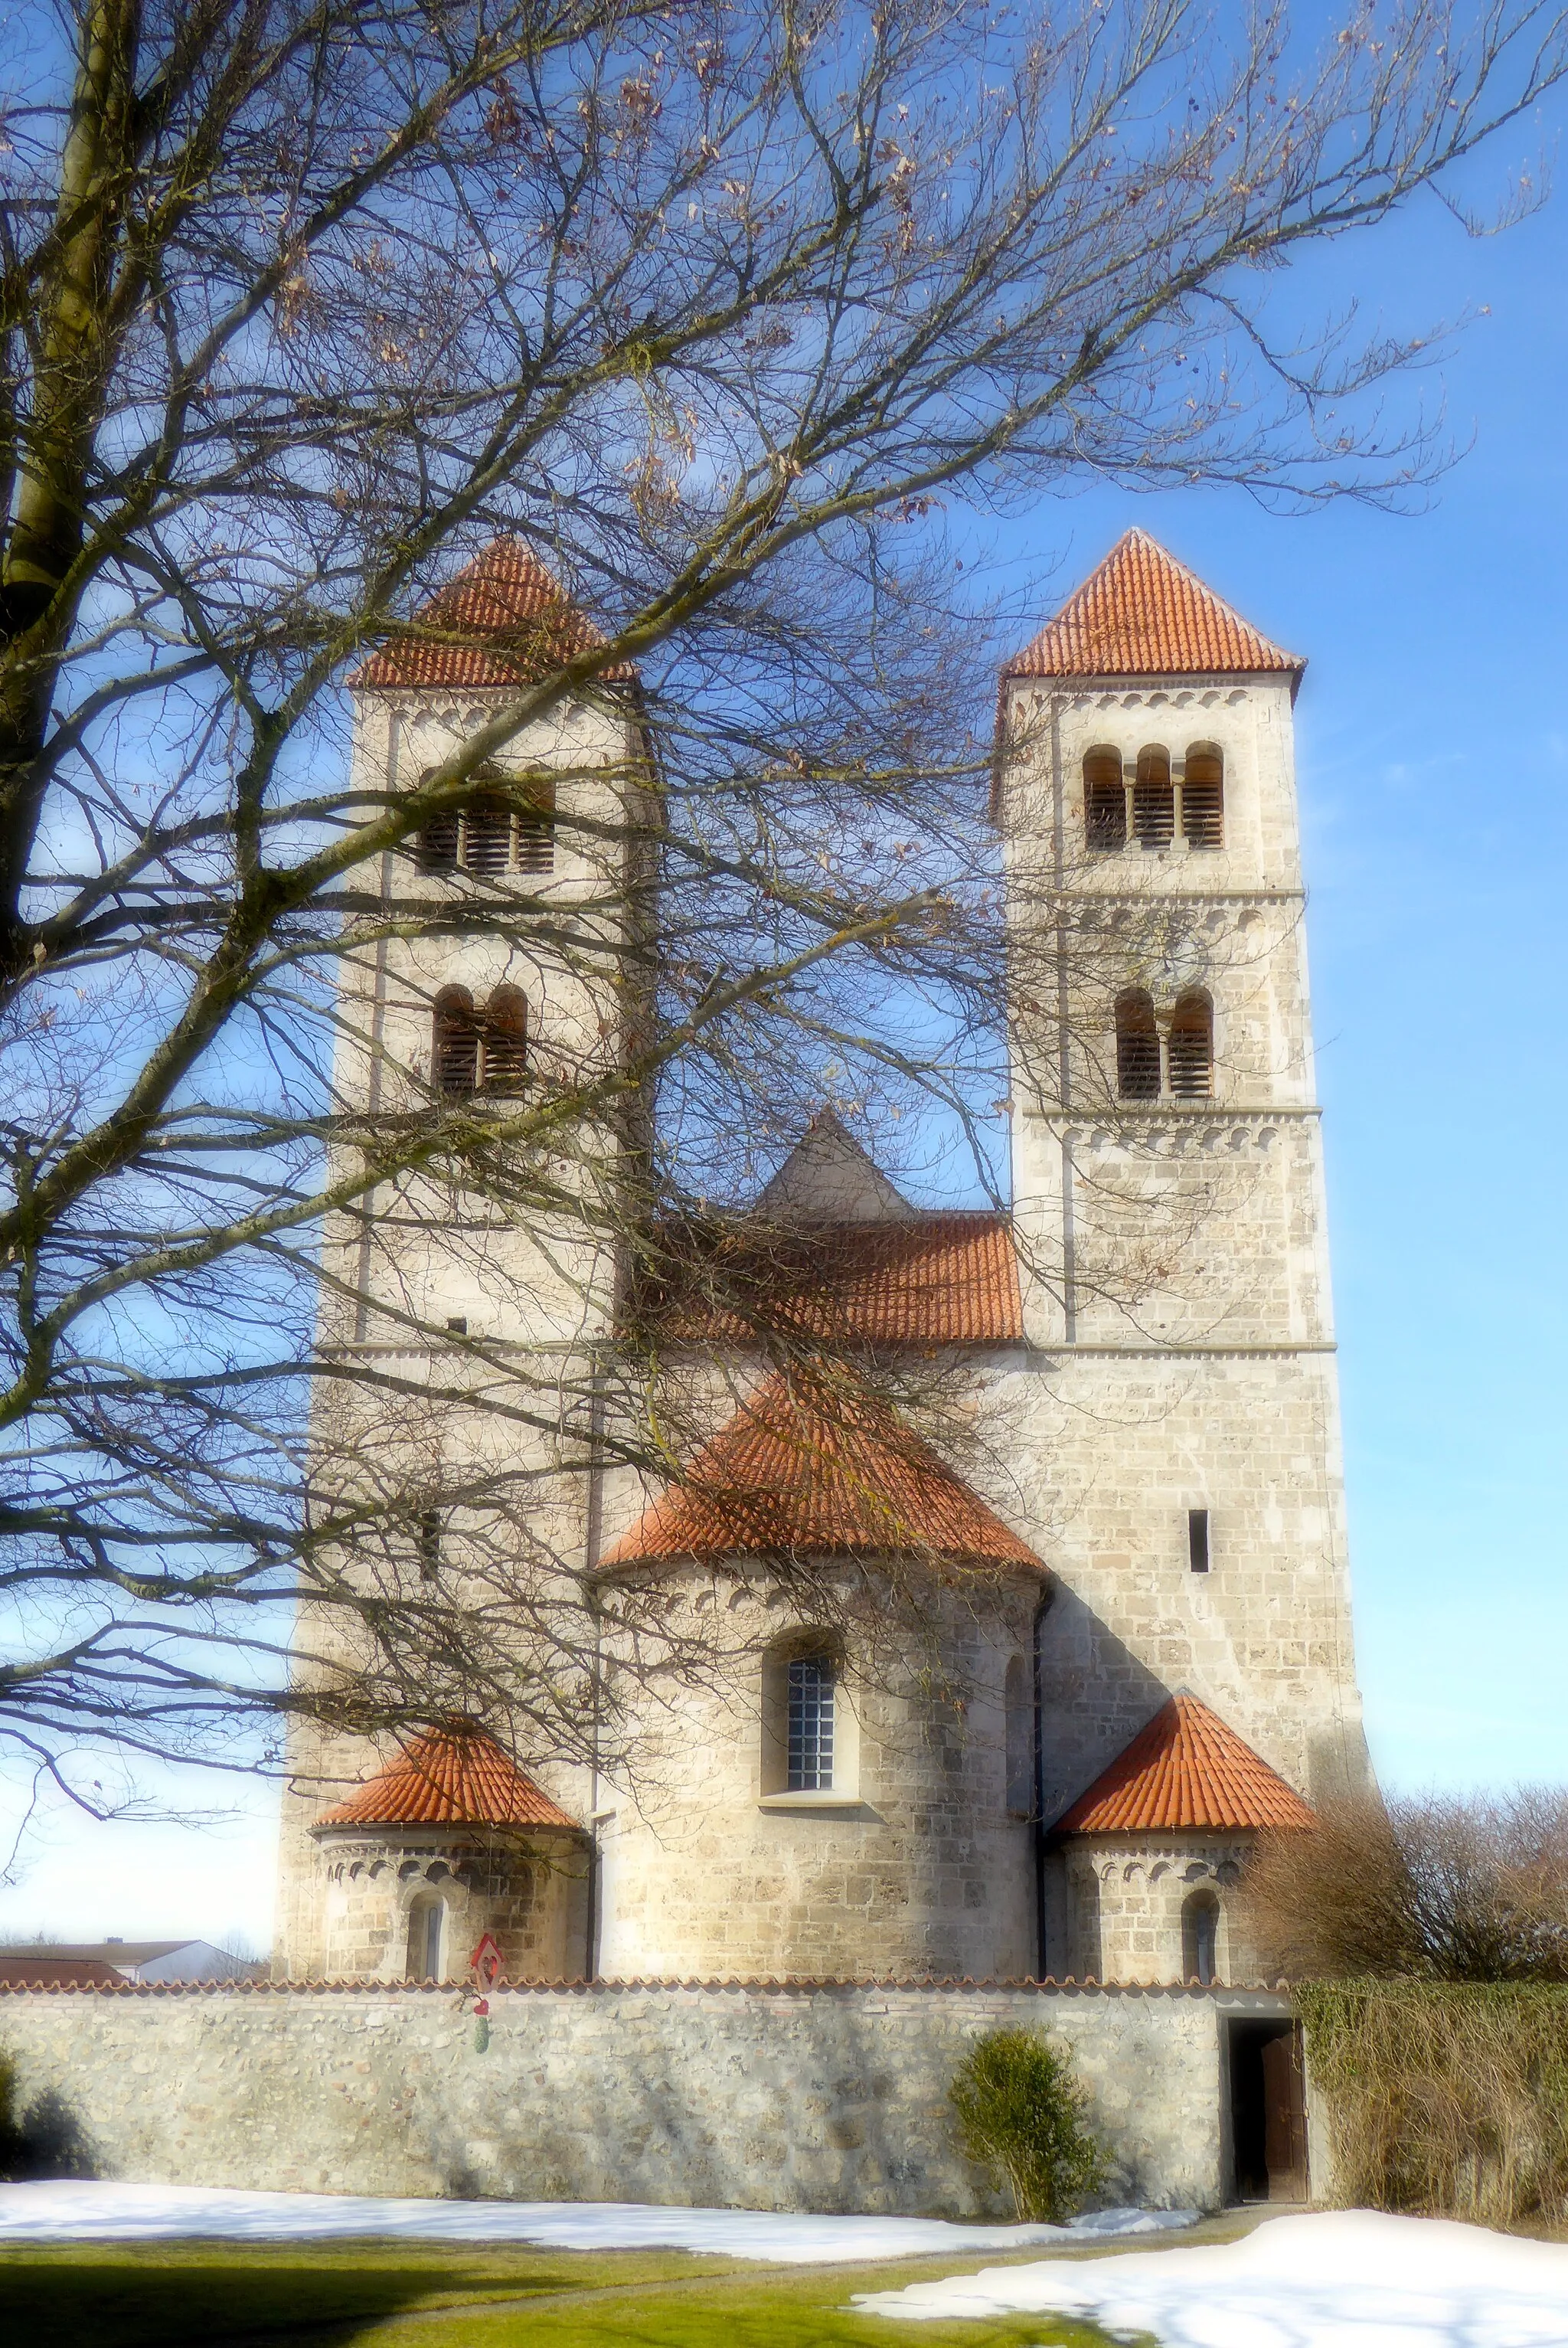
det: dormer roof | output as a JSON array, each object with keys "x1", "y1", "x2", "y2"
[
  {"x1": 314, "y1": 1725, "x2": 579, "y2": 1832},
  {"x1": 1001, "y1": 530, "x2": 1303, "y2": 685},
  {"x1": 1053, "y1": 1692, "x2": 1315, "y2": 1835},
  {"x1": 350, "y1": 538, "x2": 635, "y2": 692},
  {"x1": 599, "y1": 1370, "x2": 1044, "y2": 1573}
]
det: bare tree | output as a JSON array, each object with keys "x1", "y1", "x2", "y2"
[
  {"x1": 0, "y1": 0, "x2": 1562, "y2": 1819},
  {"x1": 1246, "y1": 1789, "x2": 1568, "y2": 1982}
]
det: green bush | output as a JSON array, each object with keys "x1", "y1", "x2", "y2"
[
  {"x1": 1298, "y1": 1980, "x2": 1568, "y2": 2226},
  {"x1": 949, "y1": 2026, "x2": 1109, "y2": 2222}
]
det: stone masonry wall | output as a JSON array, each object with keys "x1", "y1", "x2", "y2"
[{"x1": 0, "y1": 1979, "x2": 1289, "y2": 2212}]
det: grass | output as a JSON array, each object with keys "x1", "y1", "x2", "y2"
[{"x1": 0, "y1": 2230, "x2": 1214, "y2": 2348}]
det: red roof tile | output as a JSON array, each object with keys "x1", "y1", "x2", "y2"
[
  {"x1": 639, "y1": 1213, "x2": 1024, "y2": 1347},
  {"x1": 315, "y1": 1727, "x2": 580, "y2": 1831},
  {"x1": 351, "y1": 538, "x2": 635, "y2": 691},
  {"x1": 1002, "y1": 531, "x2": 1302, "y2": 683},
  {"x1": 1054, "y1": 1694, "x2": 1315, "y2": 1834},
  {"x1": 601, "y1": 1371, "x2": 1044, "y2": 1571}
]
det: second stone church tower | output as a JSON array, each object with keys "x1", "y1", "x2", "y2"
[{"x1": 274, "y1": 528, "x2": 1367, "y2": 1992}]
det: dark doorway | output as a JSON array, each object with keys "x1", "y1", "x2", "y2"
[{"x1": 1228, "y1": 2019, "x2": 1308, "y2": 2201}]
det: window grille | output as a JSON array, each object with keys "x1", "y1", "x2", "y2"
[
  {"x1": 1168, "y1": 992, "x2": 1214, "y2": 1099},
  {"x1": 1182, "y1": 746, "x2": 1224, "y2": 849},
  {"x1": 1134, "y1": 747, "x2": 1174, "y2": 850},
  {"x1": 1083, "y1": 747, "x2": 1126, "y2": 852},
  {"x1": 787, "y1": 1653, "x2": 835, "y2": 1791},
  {"x1": 1116, "y1": 990, "x2": 1161, "y2": 1100}
]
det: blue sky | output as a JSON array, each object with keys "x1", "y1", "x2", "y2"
[{"x1": 2, "y1": 110, "x2": 1564, "y2": 1950}]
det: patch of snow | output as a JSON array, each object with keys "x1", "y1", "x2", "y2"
[
  {"x1": 0, "y1": 2182, "x2": 1196, "y2": 2260},
  {"x1": 0, "y1": 2181, "x2": 1197, "y2": 2261},
  {"x1": 853, "y1": 2209, "x2": 1568, "y2": 2345}
]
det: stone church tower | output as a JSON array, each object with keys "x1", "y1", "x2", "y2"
[{"x1": 273, "y1": 528, "x2": 1367, "y2": 1993}]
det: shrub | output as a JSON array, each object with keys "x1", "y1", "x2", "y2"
[
  {"x1": 949, "y1": 2026, "x2": 1109, "y2": 2222},
  {"x1": 1298, "y1": 1980, "x2": 1568, "y2": 2227},
  {"x1": 1245, "y1": 1788, "x2": 1568, "y2": 1984}
]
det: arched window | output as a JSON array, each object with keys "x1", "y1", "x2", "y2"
[
  {"x1": 1116, "y1": 989, "x2": 1160, "y2": 1100},
  {"x1": 1004, "y1": 1654, "x2": 1034, "y2": 1817},
  {"x1": 1183, "y1": 744, "x2": 1224, "y2": 849},
  {"x1": 1083, "y1": 747, "x2": 1126, "y2": 852},
  {"x1": 479, "y1": 986, "x2": 528, "y2": 1093},
  {"x1": 1134, "y1": 747, "x2": 1174, "y2": 850},
  {"x1": 414, "y1": 768, "x2": 555, "y2": 877},
  {"x1": 407, "y1": 1895, "x2": 446, "y2": 1982},
  {"x1": 787, "y1": 1653, "x2": 836, "y2": 1791},
  {"x1": 1168, "y1": 990, "x2": 1214, "y2": 1099},
  {"x1": 433, "y1": 986, "x2": 479, "y2": 1096},
  {"x1": 1182, "y1": 1888, "x2": 1220, "y2": 1985}
]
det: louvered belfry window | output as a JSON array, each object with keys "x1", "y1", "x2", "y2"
[
  {"x1": 1183, "y1": 745, "x2": 1224, "y2": 849},
  {"x1": 415, "y1": 767, "x2": 554, "y2": 876},
  {"x1": 433, "y1": 986, "x2": 480, "y2": 1095},
  {"x1": 1116, "y1": 989, "x2": 1161, "y2": 1100},
  {"x1": 1168, "y1": 991, "x2": 1214, "y2": 1099},
  {"x1": 479, "y1": 986, "x2": 528, "y2": 1093},
  {"x1": 1134, "y1": 747, "x2": 1175, "y2": 850},
  {"x1": 1083, "y1": 747, "x2": 1126, "y2": 852},
  {"x1": 787, "y1": 1653, "x2": 835, "y2": 1791}
]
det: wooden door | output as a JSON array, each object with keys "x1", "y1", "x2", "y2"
[{"x1": 1260, "y1": 2026, "x2": 1308, "y2": 2200}]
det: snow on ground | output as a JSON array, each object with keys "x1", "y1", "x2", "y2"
[
  {"x1": 853, "y1": 2209, "x2": 1568, "y2": 2346},
  {"x1": 0, "y1": 2180, "x2": 1194, "y2": 2262}
]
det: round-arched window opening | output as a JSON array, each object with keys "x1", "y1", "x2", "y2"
[
  {"x1": 1182, "y1": 1888, "x2": 1220, "y2": 1986},
  {"x1": 407, "y1": 1895, "x2": 446, "y2": 1983}
]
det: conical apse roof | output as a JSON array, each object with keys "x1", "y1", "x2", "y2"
[
  {"x1": 600, "y1": 1372, "x2": 1044, "y2": 1572},
  {"x1": 1053, "y1": 1693, "x2": 1315, "y2": 1834},
  {"x1": 315, "y1": 1726, "x2": 579, "y2": 1830}
]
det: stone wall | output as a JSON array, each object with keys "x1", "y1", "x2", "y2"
[{"x1": 0, "y1": 1978, "x2": 1289, "y2": 2213}]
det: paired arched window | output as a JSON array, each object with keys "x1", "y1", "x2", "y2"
[
  {"x1": 433, "y1": 984, "x2": 528, "y2": 1097},
  {"x1": 1082, "y1": 744, "x2": 1223, "y2": 854},
  {"x1": 1004, "y1": 1654, "x2": 1034, "y2": 1817},
  {"x1": 407, "y1": 1895, "x2": 446, "y2": 1982},
  {"x1": 416, "y1": 767, "x2": 554, "y2": 878},
  {"x1": 1115, "y1": 990, "x2": 1161, "y2": 1100},
  {"x1": 1115, "y1": 989, "x2": 1212, "y2": 1100},
  {"x1": 1181, "y1": 1888, "x2": 1220, "y2": 1985}
]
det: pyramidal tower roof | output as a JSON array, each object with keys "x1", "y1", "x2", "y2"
[
  {"x1": 1003, "y1": 530, "x2": 1303, "y2": 685},
  {"x1": 600, "y1": 1370, "x2": 1044, "y2": 1573},
  {"x1": 1053, "y1": 1692, "x2": 1315, "y2": 1834},
  {"x1": 351, "y1": 537, "x2": 633, "y2": 691},
  {"x1": 314, "y1": 1725, "x2": 579, "y2": 1831}
]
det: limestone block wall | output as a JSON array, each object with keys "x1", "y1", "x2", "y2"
[
  {"x1": 0, "y1": 1978, "x2": 1292, "y2": 2212},
  {"x1": 306, "y1": 1828, "x2": 589, "y2": 1983},
  {"x1": 1061, "y1": 1837, "x2": 1259, "y2": 1986}
]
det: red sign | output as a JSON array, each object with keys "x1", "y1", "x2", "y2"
[{"x1": 469, "y1": 1931, "x2": 503, "y2": 1990}]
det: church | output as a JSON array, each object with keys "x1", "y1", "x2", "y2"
[{"x1": 273, "y1": 528, "x2": 1367, "y2": 1993}]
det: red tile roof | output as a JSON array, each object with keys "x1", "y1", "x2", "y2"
[
  {"x1": 0, "y1": 1956, "x2": 124, "y2": 1987},
  {"x1": 1002, "y1": 531, "x2": 1302, "y2": 683},
  {"x1": 351, "y1": 538, "x2": 635, "y2": 691},
  {"x1": 600, "y1": 1370, "x2": 1044, "y2": 1571},
  {"x1": 1054, "y1": 1693, "x2": 1315, "y2": 1835},
  {"x1": 315, "y1": 1727, "x2": 580, "y2": 1831},
  {"x1": 638, "y1": 1213, "x2": 1024, "y2": 1347}
]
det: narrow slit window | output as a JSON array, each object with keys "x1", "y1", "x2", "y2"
[
  {"x1": 1188, "y1": 1508, "x2": 1210, "y2": 1574},
  {"x1": 1116, "y1": 989, "x2": 1161, "y2": 1100},
  {"x1": 1168, "y1": 991, "x2": 1214, "y2": 1100},
  {"x1": 407, "y1": 1898, "x2": 445, "y2": 1982},
  {"x1": 1134, "y1": 747, "x2": 1174, "y2": 850},
  {"x1": 417, "y1": 1507, "x2": 443, "y2": 1582},
  {"x1": 433, "y1": 986, "x2": 479, "y2": 1096},
  {"x1": 1183, "y1": 745, "x2": 1224, "y2": 849},
  {"x1": 479, "y1": 986, "x2": 528, "y2": 1093},
  {"x1": 1182, "y1": 1889, "x2": 1220, "y2": 1986},
  {"x1": 787, "y1": 1653, "x2": 835, "y2": 1791},
  {"x1": 1083, "y1": 747, "x2": 1126, "y2": 852}
]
